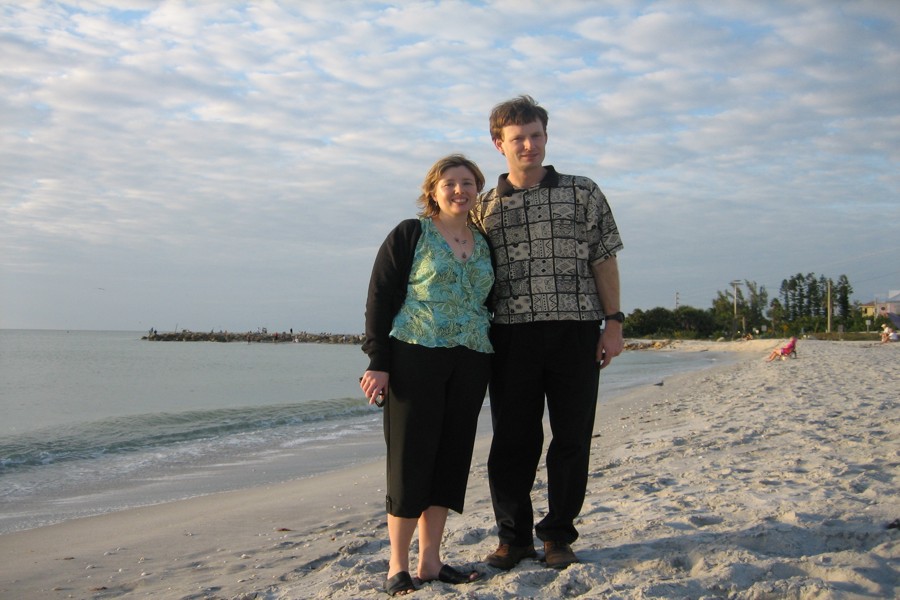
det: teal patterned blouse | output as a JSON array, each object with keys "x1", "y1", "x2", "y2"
[{"x1": 390, "y1": 218, "x2": 494, "y2": 353}]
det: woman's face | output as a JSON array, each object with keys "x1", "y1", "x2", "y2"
[{"x1": 432, "y1": 165, "x2": 478, "y2": 218}]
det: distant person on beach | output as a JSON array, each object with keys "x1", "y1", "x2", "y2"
[
  {"x1": 765, "y1": 336, "x2": 798, "y2": 362},
  {"x1": 360, "y1": 154, "x2": 494, "y2": 596},
  {"x1": 881, "y1": 324, "x2": 895, "y2": 344},
  {"x1": 470, "y1": 95, "x2": 625, "y2": 570}
]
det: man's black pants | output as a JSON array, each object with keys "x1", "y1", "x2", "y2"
[{"x1": 487, "y1": 321, "x2": 601, "y2": 546}]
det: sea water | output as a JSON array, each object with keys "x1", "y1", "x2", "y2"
[{"x1": 0, "y1": 330, "x2": 731, "y2": 534}]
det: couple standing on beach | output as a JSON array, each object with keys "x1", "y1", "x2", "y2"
[{"x1": 360, "y1": 95, "x2": 625, "y2": 596}]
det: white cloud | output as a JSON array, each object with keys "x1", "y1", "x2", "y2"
[{"x1": 1, "y1": 1, "x2": 898, "y2": 331}]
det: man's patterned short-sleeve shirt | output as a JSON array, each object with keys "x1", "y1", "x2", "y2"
[{"x1": 471, "y1": 166, "x2": 623, "y2": 324}]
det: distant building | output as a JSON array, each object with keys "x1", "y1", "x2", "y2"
[{"x1": 861, "y1": 290, "x2": 900, "y2": 319}]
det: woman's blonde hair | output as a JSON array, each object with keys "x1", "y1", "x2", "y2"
[{"x1": 417, "y1": 154, "x2": 485, "y2": 217}]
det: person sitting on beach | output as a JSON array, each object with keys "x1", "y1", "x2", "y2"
[
  {"x1": 765, "y1": 336, "x2": 797, "y2": 362},
  {"x1": 360, "y1": 155, "x2": 493, "y2": 596},
  {"x1": 881, "y1": 324, "x2": 895, "y2": 344}
]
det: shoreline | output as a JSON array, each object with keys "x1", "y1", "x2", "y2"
[
  {"x1": 0, "y1": 339, "x2": 737, "y2": 536},
  {"x1": 2, "y1": 340, "x2": 897, "y2": 598}
]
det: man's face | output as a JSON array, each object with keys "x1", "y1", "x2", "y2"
[{"x1": 494, "y1": 120, "x2": 547, "y2": 172}]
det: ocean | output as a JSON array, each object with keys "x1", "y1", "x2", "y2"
[{"x1": 0, "y1": 330, "x2": 732, "y2": 534}]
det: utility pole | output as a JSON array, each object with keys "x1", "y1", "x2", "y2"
[
  {"x1": 827, "y1": 279, "x2": 832, "y2": 333},
  {"x1": 731, "y1": 279, "x2": 742, "y2": 339}
]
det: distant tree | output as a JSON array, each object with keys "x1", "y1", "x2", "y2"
[
  {"x1": 793, "y1": 273, "x2": 810, "y2": 320},
  {"x1": 623, "y1": 305, "x2": 715, "y2": 339},
  {"x1": 744, "y1": 280, "x2": 768, "y2": 332},
  {"x1": 635, "y1": 273, "x2": 860, "y2": 338},
  {"x1": 622, "y1": 308, "x2": 643, "y2": 338},
  {"x1": 673, "y1": 305, "x2": 717, "y2": 338},
  {"x1": 808, "y1": 274, "x2": 824, "y2": 317},
  {"x1": 628, "y1": 306, "x2": 678, "y2": 337},
  {"x1": 624, "y1": 308, "x2": 650, "y2": 337},
  {"x1": 836, "y1": 275, "x2": 853, "y2": 322},
  {"x1": 768, "y1": 298, "x2": 785, "y2": 333},
  {"x1": 781, "y1": 275, "x2": 806, "y2": 321},
  {"x1": 779, "y1": 279, "x2": 791, "y2": 321},
  {"x1": 711, "y1": 287, "x2": 743, "y2": 337}
]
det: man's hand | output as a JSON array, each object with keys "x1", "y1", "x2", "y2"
[
  {"x1": 597, "y1": 321, "x2": 624, "y2": 369},
  {"x1": 591, "y1": 256, "x2": 623, "y2": 369}
]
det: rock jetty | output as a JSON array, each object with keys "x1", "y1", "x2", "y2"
[
  {"x1": 143, "y1": 330, "x2": 365, "y2": 344},
  {"x1": 143, "y1": 331, "x2": 678, "y2": 349},
  {"x1": 624, "y1": 339, "x2": 674, "y2": 350}
]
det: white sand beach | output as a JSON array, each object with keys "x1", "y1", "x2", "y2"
[{"x1": 2, "y1": 339, "x2": 897, "y2": 599}]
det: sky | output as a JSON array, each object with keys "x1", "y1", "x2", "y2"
[{"x1": 2, "y1": 1, "x2": 899, "y2": 334}]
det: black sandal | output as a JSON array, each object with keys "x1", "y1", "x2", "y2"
[
  {"x1": 436, "y1": 564, "x2": 483, "y2": 584},
  {"x1": 384, "y1": 571, "x2": 416, "y2": 596}
]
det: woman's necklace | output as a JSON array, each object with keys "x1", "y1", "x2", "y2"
[{"x1": 434, "y1": 218, "x2": 470, "y2": 259}]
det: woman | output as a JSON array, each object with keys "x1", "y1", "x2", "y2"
[
  {"x1": 765, "y1": 336, "x2": 797, "y2": 362},
  {"x1": 360, "y1": 154, "x2": 493, "y2": 596}
]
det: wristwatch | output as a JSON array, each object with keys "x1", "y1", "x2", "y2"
[{"x1": 604, "y1": 311, "x2": 625, "y2": 323}]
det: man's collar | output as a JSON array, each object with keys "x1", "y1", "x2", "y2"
[{"x1": 496, "y1": 166, "x2": 559, "y2": 197}]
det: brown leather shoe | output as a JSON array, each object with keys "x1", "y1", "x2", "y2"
[
  {"x1": 543, "y1": 541, "x2": 579, "y2": 569},
  {"x1": 484, "y1": 543, "x2": 538, "y2": 570}
]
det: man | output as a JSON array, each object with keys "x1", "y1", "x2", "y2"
[{"x1": 470, "y1": 95, "x2": 624, "y2": 570}]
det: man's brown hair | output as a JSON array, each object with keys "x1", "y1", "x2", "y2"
[{"x1": 489, "y1": 95, "x2": 549, "y2": 141}]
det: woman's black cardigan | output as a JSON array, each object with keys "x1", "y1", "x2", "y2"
[{"x1": 362, "y1": 219, "x2": 422, "y2": 373}]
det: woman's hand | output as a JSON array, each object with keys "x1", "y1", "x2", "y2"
[{"x1": 359, "y1": 370, "x2": 389, "y2": 405}]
